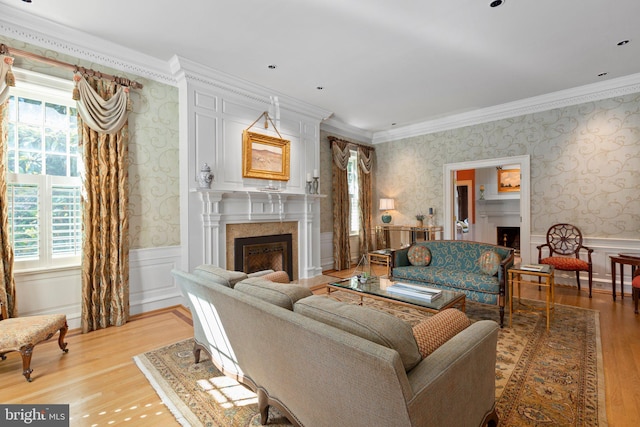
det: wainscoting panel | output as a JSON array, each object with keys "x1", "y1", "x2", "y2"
[
  {"x1": 529, "y1": 235, "x2": 638, "y2": 296},
  {"x1": 13, "y1": 246, "x2": 183, "y2": 330}
]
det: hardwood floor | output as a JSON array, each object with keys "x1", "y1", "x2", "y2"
[{"x1": 2, "y1": 277, "x2": 638, "y2": 426}]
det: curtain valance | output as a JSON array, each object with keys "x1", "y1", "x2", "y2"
[{"x1": 74, "y1": 74, "x2": 130, "y2": 134}]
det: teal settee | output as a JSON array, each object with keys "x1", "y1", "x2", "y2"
[{"x1": 391, "y1": 240, "x2": 515, "y2": 327}]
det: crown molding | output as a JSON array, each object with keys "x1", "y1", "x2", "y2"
[
  {"x1": 320, "y1": 118, "x2": 373, "y2": 143},
  {"x1": 372, "y1": 72, "x2": 640, "y2": 144},
  {"x1": 170, "y1": 55, "x2": 333, "y2": 122},
  {"x1": 0, "y1": 5, "x2": 175, "y2": 86}
]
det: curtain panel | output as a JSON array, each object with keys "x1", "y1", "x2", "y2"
[
  {"x1": 357, "y1": 146, "x2": 374, "y2": 255},
  {"x1": 0, "y1": 100, "x2": 16, "y2": 319},
  {"x1": 331, "y1": 139, "x2": 351, "y2": 271},
  {"x1": 79, "y1": 77, "x2": 130, "y2": 333}
]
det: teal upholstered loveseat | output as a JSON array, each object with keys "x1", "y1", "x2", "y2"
[{"x1": 392, "y1": 240, "x2": 515, "y2": 327}]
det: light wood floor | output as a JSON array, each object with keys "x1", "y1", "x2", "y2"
[{"x1": 1, "y1": 273, "x2": 639, "y2": 426}]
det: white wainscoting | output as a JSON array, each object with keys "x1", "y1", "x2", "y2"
[
  {"x1": 528, "y1": 234, "x2": 638, "y2": 296},
  {"x1": 14, "y1": 246, "x2": 183, "y2": 330}
]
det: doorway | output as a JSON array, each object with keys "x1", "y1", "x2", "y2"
[
  {"x1": 443, "y1": 155, "x2": 531, "y2": 263},
  {"x1": 455, "y1": 180, "x2": 474, "y2": 240}
]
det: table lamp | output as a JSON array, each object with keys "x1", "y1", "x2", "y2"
[{"x1": 379, "y1": 198, "x2": 395, "y2": 223}]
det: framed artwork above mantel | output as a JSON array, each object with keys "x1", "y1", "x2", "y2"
[
  {"x1": 498, "y1": 168, "x2": 520, "y2": 193},
  {"x1": 242, "y1": 130, "x2": 290, "y2": 181}
]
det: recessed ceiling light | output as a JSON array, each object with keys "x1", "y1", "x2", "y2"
[
  {"x1": 617, "y1": 40, "x2": 630, "y2": 46},
  {"x1": 391, "y1": 123, "x2": 397, "y2": 126},
  {"x1": 22, "y1": 0, "x2": 32, "y2": 3},
  {"x1": 267, "y1": 64, "x2": 277, "y2": 69},
  {"x1": 489, "y1": 0, "x2": 504, "y2": 7},
  {"x1": 316, "y1": 86, "x2": 324, "y2": 90},
  {"x1": 597, "y1": 72, "x2": 608, "y2": 77}
]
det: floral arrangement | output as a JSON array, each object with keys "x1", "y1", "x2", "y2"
[{"x1": 415, "y1": 213, "x2": 426, "y2": 221}]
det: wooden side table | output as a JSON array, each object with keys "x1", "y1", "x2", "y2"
[
  {"x1": 610, "y1": 253, "x2": 640, "y2": 301},
  {"x1": 508, "y1": 264, "x2": 555, "y2": 331},
  {"x1": 368, "y1": 250, "x2": 394, "y2": 276}
]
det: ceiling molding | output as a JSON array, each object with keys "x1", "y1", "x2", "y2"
[
  {"x1": 0, "y1": 5, "x2": 175, "y2": 86},
  {"x1": 371, "y1": 73, "x2": 640, "y2": 144},
  {"x1": 320, "y1": 118, "x2": 373, "y2": 143},
  {"x1": 171, "y1": 55, "x2": 333, "y2": 122}
]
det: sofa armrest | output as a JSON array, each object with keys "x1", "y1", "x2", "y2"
[
  {"x1": 406, "y1": 320, "x2": 499, "y2": 427},
  {"x1": 393, "y1": 247, "x2": 410, "y2": 270}
]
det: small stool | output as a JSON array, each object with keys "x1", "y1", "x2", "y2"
[
  {"x1": 0, "y1": 314, "x2": 69, "y2": 381},
  {"x1": 632, "y1": 271, "x2": 640, "y2": 314}
]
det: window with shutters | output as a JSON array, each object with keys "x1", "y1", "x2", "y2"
[{"x1": 5, "y1": 72, "x2": 82, "y2": 270}]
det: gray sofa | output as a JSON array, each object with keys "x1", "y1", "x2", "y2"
[
  {"x1": 391, "y1": 240, "x2": 515, "y2": 327},
  {"x1": 173, "y1": 266, "x2": 500, "y2": 427}
]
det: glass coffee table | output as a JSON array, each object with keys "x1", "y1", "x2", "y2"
[{"x1": 327, "y1": 276, "x2": 466, "y2": 314}]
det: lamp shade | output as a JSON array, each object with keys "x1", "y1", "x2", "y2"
[
  {"x1": 379, "y1": 198, "x2": 394, "y2": 223},
  {"x1": 379, "y1": 198, "x2": 395, "y2": 210}
]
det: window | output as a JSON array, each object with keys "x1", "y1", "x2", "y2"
[
  {"x1": 347, "y1": 150, "x2": 360, "y2": 235},
  {"x1": 5, "y1": 71, "x2": 81, "y2": 270}
]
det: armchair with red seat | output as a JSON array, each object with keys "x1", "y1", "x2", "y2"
[
  {"x1": 537, "y1": 223, "x2": 594, "y2": 297},
  {"x1": 632, "y1": 269, "x2": 640, "y2": 314}
]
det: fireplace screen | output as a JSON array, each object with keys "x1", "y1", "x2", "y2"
[{"x1": 234, "y1": 234, "x2": 293, "y2": 279}]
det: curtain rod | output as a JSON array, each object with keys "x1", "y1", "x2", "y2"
[
  {"x1": 0, "y1": 43, "x2": 144, "y2": 89},
  {"x1": 327, "y1": 135, "x2": 375, "y2": 151}
]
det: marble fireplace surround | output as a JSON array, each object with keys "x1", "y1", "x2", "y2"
[{"x1": 226, "y1": 221, "x2": 298, "y2": 280}]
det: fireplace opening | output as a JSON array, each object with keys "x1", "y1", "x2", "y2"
[
  {"x1": 234, "y1": 234, "x2": 293, "y2": 280},
  {"x1": 497, "y1": 226, "x2": 520, "y2": 255}
]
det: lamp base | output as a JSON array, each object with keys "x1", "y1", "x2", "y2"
[{"x1": 381, "y1": 213, "x2": 392, "y2": 224}]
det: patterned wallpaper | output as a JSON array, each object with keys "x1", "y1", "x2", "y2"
[
  {"x1": 373, "y1": 93, "x2": 640, "y2": 239},
  {"x1": 0, "y1": 35, "x2": 180, "y2": 249}
]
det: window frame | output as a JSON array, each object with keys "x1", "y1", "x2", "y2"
[{"x1": 5, "y1": 68, "x2": 81, "y2": 272}]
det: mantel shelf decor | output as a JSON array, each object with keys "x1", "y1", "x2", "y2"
[{"x1": 242, "y1": 111, "x2": 290, "y2": 181}]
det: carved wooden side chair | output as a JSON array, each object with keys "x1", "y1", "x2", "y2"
[
  {"x1": 0, "y1": 302, "x2": 69, "y2": 382},
  {"x1": 537, "y1": 223, "x2": 594, "y2": 297}
]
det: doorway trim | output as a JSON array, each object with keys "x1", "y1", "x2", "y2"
[{"x1": 443, "y1": 155, "x2": 531, "y2": 263}]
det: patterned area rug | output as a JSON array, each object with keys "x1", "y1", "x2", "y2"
[{"x1": 134, "y1": 293, "x2": 606, "y2": 426}]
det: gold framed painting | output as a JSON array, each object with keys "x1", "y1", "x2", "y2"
[
  {"x1": 242, "y1": 130, "x2": 290, "y2": 181},
  {"x1": 497, "y1": 168, "x2": 520, "y2": 192}
]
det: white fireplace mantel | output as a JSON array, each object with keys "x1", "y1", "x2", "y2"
[{"x1": 190, "y1": 189, "x2": 324, "y2": 279}]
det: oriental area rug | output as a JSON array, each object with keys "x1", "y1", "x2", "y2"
[{"x1": 134, "y1": 294, "x2": 607, "y2": 427}]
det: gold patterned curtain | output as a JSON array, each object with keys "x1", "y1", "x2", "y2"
[
  {"x1": 78, "y1": 75, "x2": 130, "y2": 333},
  {"x1": 0, "y1": 54, "x2": 16, "y2": 319},
  {"x1": 358, "y1": 145, "x2": 374, "y2": 255},
  {"x1": 330, "y1": 138, "x2": 351, "y2": 270}
]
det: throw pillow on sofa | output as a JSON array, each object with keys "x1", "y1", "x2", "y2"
[
  {"x1": 235, "y1": 277, "x2": 312, "y2": 310},
  {"x1": 260, "y1": 270, "x2": 290, "y2": 283},
  {"x1": 408, "y1": 245, "x2": 432, "y2": 266},
  {"x1": 478, "y1": 250, "x2": 501, "y2": 276},
  {"x1": 412, "y1": 309, "x2": 472, "y2": 358},
  {"x1": 293, "y1": 295, "x2": 422, "y2": 371}
]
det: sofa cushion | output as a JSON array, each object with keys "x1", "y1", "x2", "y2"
[
  {"x1": 235, "y1": 277, "x2": 312, "y2": 310},
  {"x1": 293, "y1": 295, "x2": 422, "y2": 371},
  {"x1": 412, "y1": 309, "x2": 471, "y2": 358},
  {"x1": 479, "y1": 250, "x2": 501, "y2": 276},
  {"x1": 408, "y1": 245, "x2": 432, "y2": 266},
  {"x1": 193, "y1": 265, "x2": 248, "y2": 288}
]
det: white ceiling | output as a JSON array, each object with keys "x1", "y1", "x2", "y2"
[{"x1": 2, "y1": 0, "x2": 640, "y2": 138}]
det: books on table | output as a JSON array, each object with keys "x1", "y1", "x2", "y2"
[
  {"x1": 519, "y1": 264, "x2": 547, "y2": 272},
  {"x1": 386, "y1": 282, "x2": 442, "y2": 302}
]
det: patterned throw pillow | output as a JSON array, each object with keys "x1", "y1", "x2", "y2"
[
  {"x1": 261, "y1": 270, "x2": 290, "y2": 283},
  {"x1": 412, "y1": 309, "x2": 472, "y2": 358},
  {"x1": 479, "y1": 250, "x2": 501, "y2": 276},
  {"x1": 407, "y1": 245, "x2": 432, "y2": 266}
]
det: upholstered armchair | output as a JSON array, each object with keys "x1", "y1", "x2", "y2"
[
  {"x1": 0, "y1": 303, "x2": 69, "y2": 382},
  {"x1": 537, "y1": 223, "x2": 594, "y2": 297}
]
